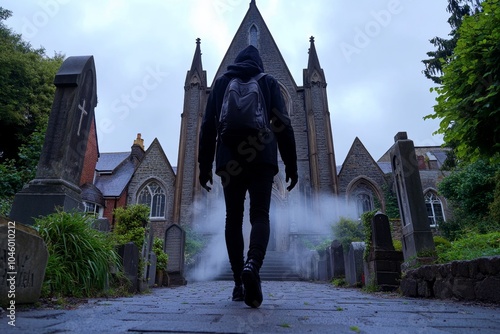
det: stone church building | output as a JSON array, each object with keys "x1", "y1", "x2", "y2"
[{"x1": 87, "y1": 1, "x2": 450, "y2": 252}]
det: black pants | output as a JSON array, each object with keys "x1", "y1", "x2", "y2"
[{"x1": 222, "y1": 165, "x2": 274, "y2": 284}]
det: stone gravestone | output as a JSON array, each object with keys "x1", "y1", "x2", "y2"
[
  {"x1": 390, "y1": 132, "x2": 435, "y2": 268},
  {"x1": 10, "y1": 56, "x2": 97, "y2": 225},
  {"x1": 345, "y1": 242, "x2": 365, "y2": 287},
  {"x1": 117, "y1": 242, "x2": 139, "y2": 293},
  {"x1": 0, "y1": 217, "x2": 49, "y2": 307},
  {"x1": 364, "y1": 212, "x2": 404, "y2": 291},
  {"x1": 329, "y1": 240, "x2": 345, "y2": 279},
  {"x1": 164, "y1": 224, "x2": 187, "y2": 286}
]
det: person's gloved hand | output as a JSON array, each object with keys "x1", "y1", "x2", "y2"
[
  {"x1": 199, "y1": 170, "x2": 213, "y2": 192},
  {"x1": 286, "y1": 170, "x2": 298, "y2": 191}
]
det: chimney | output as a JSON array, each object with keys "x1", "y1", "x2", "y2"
[{"x1": 131, "y1": 133, "x2": 145, "y2": 163}]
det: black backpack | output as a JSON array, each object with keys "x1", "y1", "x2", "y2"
[{"x1": 218, "y1": 73, "x2": 271, "y2": 148}]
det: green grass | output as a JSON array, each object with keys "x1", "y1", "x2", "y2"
[{"x1": 35, "y1": 210, "x2": 121, "y2": 298}]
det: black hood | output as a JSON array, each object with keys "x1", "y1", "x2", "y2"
[{"x1": 225, "y1": 45, "x2": 264, "y2": 78}]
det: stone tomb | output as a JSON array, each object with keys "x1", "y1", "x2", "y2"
[
  {"x1": 164, "y1": 224, "x2": 187, "y2": 286},
  {"x1": 390, "y1": 132, "x2": 435, "y2": 268},
  {"x1": 0, "y1": 217, "x2": 48, "y2": 307},
  {"x1": 345, "y1": 242, "x2": 365, "y2": 286},
  {"x1": 364, "y1": 212, "x2": 403, "y2": 291},
  {"x1": 329, "y1": 240, "x2": 345, "y2": 279},
  {"x1": 117, "y1": 242, "x2": 139, "y2": 293},
  {"x1": 10, "y1": 56, "x2": 97, "y2": 225}
]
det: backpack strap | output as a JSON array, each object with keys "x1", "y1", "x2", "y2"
[{"x1": 253, "y1": 73, "x2": 267, "y2": 81}]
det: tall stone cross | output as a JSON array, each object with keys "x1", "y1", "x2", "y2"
[{"x1": 10, "y1": 56, "x2": 98, "y2": 225}]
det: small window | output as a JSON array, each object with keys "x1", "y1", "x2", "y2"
[
  {"x1": 425, "y1": 192, "x2": 445, "y2": 227},
  {"x1": 84, "y1": 202, "x2": 102, "y2": 218},
  {"x1": 138, "y1": 181, "x2": 166, "y2": 218}
]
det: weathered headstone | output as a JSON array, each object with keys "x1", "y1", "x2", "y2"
[
  {"x1": 364, "y1": 212, "x2": 404, "y2": 291},
  {"x1": 329, "y1": 240, "x2": 345, "y2": 279},
  {"x1": 345, "y1": 242, "x2": 365, "y2": 286},
  {"x1": 117, "y1": 242, "x2": 139, "y2": 293},
  {"x1": 10, "y1": 55, "x2": 98, "y2": 225},
  {"x1": 390, "y1": 132, "x2": 435, "y2": 268},
  {"x1": 146, "y1": 252, "x2": 157, "y2": 288},
  {"x1": 164, "y1": 224, "x2": 187, "y2": 285},
  {"x1": 0, "y1": 217, "x2": 48, "y2": 307}
]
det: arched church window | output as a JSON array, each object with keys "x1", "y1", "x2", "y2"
[
  {"x1": 425, "y1": 191, "x2": 444, "y2": 227},
  {"x1": 138, "y1": 181, "x2": 166, "y2": 218},
  {"x1": 356, "y1": 193, "x2": 373, "y2": 218},
  {"x1": 249, "y1": 25, "x2": 258, "y2": 47}
]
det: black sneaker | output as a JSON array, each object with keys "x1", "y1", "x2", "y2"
[
  {"x1": 232, "y1": 284, "x2": 244, "y2": 301},
  {"x1": 242, "y1": 259, "x2": 262, "y2": 308}
]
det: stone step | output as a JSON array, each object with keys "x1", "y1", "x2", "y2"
[{"x1": 215, "y1": 251, "x2": 301, "y2": 281}]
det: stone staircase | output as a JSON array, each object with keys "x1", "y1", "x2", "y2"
[{"x1": 216, "y1": 251, "x2": 301, "y2": 281}]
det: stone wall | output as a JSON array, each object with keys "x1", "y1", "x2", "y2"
[{"x1": 400, "y1": 256, "x2": 500, "y2": 304}]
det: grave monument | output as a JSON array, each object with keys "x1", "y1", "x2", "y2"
[
  {"x1": 390, "y1": 132, "x2": 435, "y2": 268},
  {"x1": 10, "y1": 55, "x2": 97, "y2": 225}
]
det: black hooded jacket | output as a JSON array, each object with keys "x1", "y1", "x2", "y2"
[{"x1": 198, "y1": 45, "x2": 297, "y2": 178}]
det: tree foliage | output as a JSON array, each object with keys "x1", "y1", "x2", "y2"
[
  {"x1": 438, "y1": 159, "x2": 500, "y2": 239},
  {"x1": 0, "y1": 7, "x2": 64, "y2": 213},
  {"x1": 422, "y1": 0, "x2": 483, "y2": 84},
  {"x1": 425, "y1": 0, "x2": 499, "y2": 164}
]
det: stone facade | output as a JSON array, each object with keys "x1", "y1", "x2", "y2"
[
  {"x1": 90, "y1": 1, "x2": 451, "y2": 251},
  {"x1": 127, "y1": 139, "x2": 176, "y2": 238}
]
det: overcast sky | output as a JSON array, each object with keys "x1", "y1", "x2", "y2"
[{"x1": 4, "y1": 0, "x2": 452, "y2": 165}]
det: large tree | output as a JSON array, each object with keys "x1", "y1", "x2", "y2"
[
  {"x1": 425, "y1": 0, "x2": 499, "y2": 164},
  {"x1": 0, "y1": 7, "x2": 64, "y2": 214},
  {"x1": 422, "y1": 0, "x2": 483, "y2": 84},
  {"x1": 0, "y1": 7, "x2": 63, "y2": 163}
]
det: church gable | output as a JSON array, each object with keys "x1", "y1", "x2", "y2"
[
  {"x1": 127, "y1": 138, "x2": 175, "y2": 234},
  {"x1": 338, "y1": 137, "x2": 386, "y2": 195},
  {"x1": 212, "y1": 1, "x2": 298, "y2": 90}
]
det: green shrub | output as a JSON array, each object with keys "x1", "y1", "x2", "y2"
[
  {"x1": 35, "y1": 210, "x2": 120, "y2": 297},
  {"x1": 153, "y1": 237, "x2": 168, "y2": 271},
  {"x1": 332, "y1": 217, "x2": 365, "y2": 253},
  {"x1": 361, "y1": 210, "x2": 377, "y2": 261},
  {"x1": 437, "y1": 232, "x2": 500, "y2": 263},
  {"x1": 184, "y1": 225, "x2": 206, "y2": 266},
  {"x1": 113, "y1": 204, "x2": 150, "y2": 248},
  {"x1": 393, "y1": 239, "x2": 402, "y2": 252}
]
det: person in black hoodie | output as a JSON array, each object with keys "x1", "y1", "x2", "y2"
[{"x1": 198, "y1": 45, "x2": 298, "y2": 308}]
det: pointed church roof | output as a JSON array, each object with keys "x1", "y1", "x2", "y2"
[
  {"x1": 338, "y1": 137, "x2": 384, "y2": 176},
  {"x1": 304, "y1": 36, "x2": 326, "y2": 85},
  {"x1": 211, "y1": 0, "x2": 299, "y2": 88},
  {"x1": 185, "y1": 38, "x2": 206, "y2": 88}
]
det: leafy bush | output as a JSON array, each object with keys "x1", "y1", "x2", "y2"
[
  {"x1": 438, "y1": 160, "x2": 500, "y2": 239},
  {"x1": 393, "y1": 239, "x2": 402, "y2": 252},
  {"x1": 184, "y1": 225, "x2": 206, "y2": 266},
  {"x1": 153, "y1": 237, "x2": 168, "y2": 271},
  {"x1": 113, "y1": 204, "x2": 150, "y2": 248},
  {"x1": 436, "y1": 232, "x2": 500, "y2": 263},
  {"x1": 332, "y1": 217, "x2": 365, "y2": 252},
  {"x1": 35, "y1": 210, "x2": 120, "y2": 297}
]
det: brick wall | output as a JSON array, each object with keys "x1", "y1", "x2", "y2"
[{"x1": 80, "y1": 118, "x2": 98, "y2": 186}]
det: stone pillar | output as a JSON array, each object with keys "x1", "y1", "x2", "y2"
[
  {"x1": 390, "y1": 132, "x2": 435, "y2": 268},
  {"x1": 10, "y1": 56, "x2": 97, "y2": 225}
]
